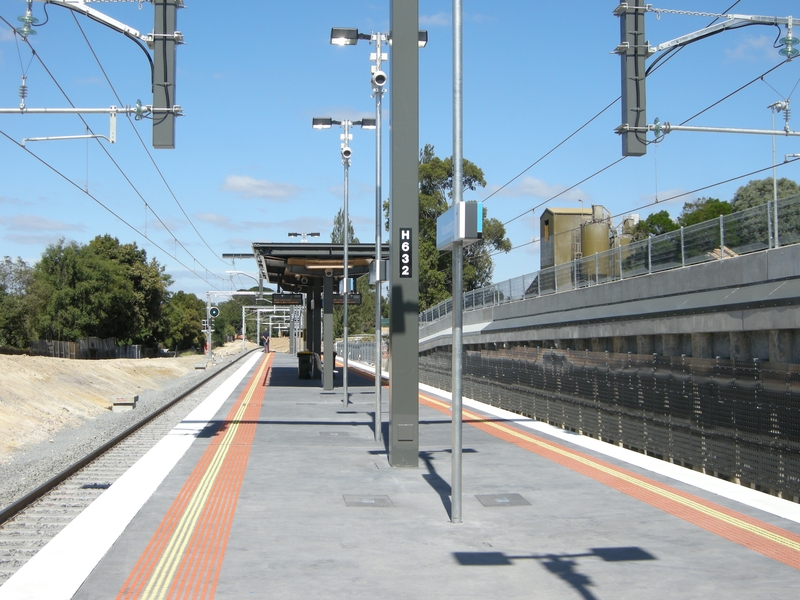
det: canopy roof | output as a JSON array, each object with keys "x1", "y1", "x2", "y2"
[{"x1": 251, "y1": 242, "x2": 389, "y2": 294}]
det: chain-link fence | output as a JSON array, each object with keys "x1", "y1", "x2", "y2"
[
  {"x1": 420, "y1": 194, "x2": 800, "y2": 325},
  {"x1": 29, "y1": 337, "x2": 143, "y2": 359},
  {"x1": 419, "y1": 347, "x2": 800, "y2": 500}
]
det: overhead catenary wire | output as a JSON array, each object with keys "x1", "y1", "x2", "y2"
[
  {"x1": 481, "y1": 96, "x2": 621, "y2": 204},
  {"x1": 496, "y1": 58, "x2": 795, "y2": 238},
  {"x1": 68, "y1": 11, "x2": 231, "y2": 267},
  {"x1": 0, "y1": 15, "x2": 224, "y2": 286},
  {"x1": 0, "y1": 126, "x2": 221, "y2": 289},
  {"x1": 484, "y1": 156, "x2": 800, "y2": 263}
]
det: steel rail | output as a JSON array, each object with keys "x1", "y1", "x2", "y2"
[{"x1": 0, "y1": 349, "x2": 258, "y2": 526}]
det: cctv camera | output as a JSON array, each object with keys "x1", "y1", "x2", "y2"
[
  {"x1": 372, "y1": 70, "x2": 387, "y2": 87},
  {"x1": 341, "y1": 146, "x2": 353, "y2": 159}
]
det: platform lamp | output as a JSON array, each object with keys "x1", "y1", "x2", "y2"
[
  {"x1": 312, "y1": 117, "x2": 376, "y2": 406},
  {"x1": 288, "y1": 232, "x2": 321, "y2": 243},
  {"x1": 329, "y1": 27, "x2": 426, "y2": 441}
]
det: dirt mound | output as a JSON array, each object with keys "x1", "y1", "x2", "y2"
[{"x1": 0, "y1": 339, "x2": 289, "y2": 462}]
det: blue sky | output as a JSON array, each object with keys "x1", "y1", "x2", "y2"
[{"x1": 1, "y1": 0, "x2": 799, "y2": 298}]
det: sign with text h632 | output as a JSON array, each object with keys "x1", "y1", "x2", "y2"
[{"x1": 399, "y1": 228, "x2": 412, "y2": 278}]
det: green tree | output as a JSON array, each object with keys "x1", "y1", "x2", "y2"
[
  {"x1": 211, "y1": 297, "x2": 238, "y2": 346},
  {"x1": 30, "y1": 239, "x2": 136, "y2": 342},
  {"x1": 630, "y1": 210, "x2": 678, "y2": 240},
  {"x1": 29, "y1": 236, "x2": 171, "y2": 345},
  {"x1": 330, "y1": 208, "x2": 378, "y2": 338},
  {"x1": 0, "y1": 257, "x2": 35, "y2": 348},
  {"x1": 731, "y1": 177, "x2": 800, "y2": 212},
  {"x1": 87, "y1": 235, "x2": 172, "y2": 345},
  {"x1": 162, "y1": 291, "x2": 206, "y2": 351},
  {"x1": 677, "y1": 197, "x2": 732, "y2": 227},
  {"x1": 331, "y1": 208, "x2": 359, "y2": 244},
  {"x1": 416, "y1": 144, "x2": 510, "y2": 310}
]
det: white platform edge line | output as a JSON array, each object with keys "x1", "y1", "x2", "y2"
[
  {"x1": 416, "y1": 381, "x2": 800, "y2": 525},
  {"x1": 0, "y1": 352, "x2": 262, "y2": 600}
]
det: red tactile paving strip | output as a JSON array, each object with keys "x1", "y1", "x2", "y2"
[
  {"x1": 420, "y1": 392, "x2": 800, "y2": 571},
  {"x1": 117, "y1": 353, "x2": 272, "y2": 600}
]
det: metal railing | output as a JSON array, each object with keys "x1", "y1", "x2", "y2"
[
  {"x1": 420, "y1": 194, "x2": 800, "y2": 325},
  {"x1": 335, "y1": 337, "x2": 389, "y2": 373}
]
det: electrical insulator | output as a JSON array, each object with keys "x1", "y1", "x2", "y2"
[{"x1": 19, "y1": 76, "x2": 27, "y2": 109}]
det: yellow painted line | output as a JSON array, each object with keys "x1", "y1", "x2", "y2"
[
  {"x1": 141, "y1": 358, "x2": 269, "y2": 600},
  {"x1": 420, "y1": 392, "x2": 800, "y2": 554}
]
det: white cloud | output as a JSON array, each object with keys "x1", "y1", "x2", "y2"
[
  {"x1": 726, "y1": 35, "x2": 775, "y2": 62},
  {"x1": 0, "y1": 214, "x2": 84, "y2": 232},
  {"x1": 5, "y1": 233, "x2": 66, "y2": 246},
  {"x1": 420, "y1": 12, "x2": 450, "y2": 27},
  {"x1": 221, "y1": 175, "x2": 301, "y2": 201},
  {"x1": 493, "y1": 176, "x2": 588, "y2": 202},
  {"x1": 195, "y1": 212, "x2": 238, "y2": 230},
  {"x1": 469, "y1": 13, "x2": 495, "y2": 24}
]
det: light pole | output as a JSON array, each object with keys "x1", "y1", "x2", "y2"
[
  {"x1": 769, "y1": 100, "x2": 789, "y2": 248},
  {"x1": 226, "y1": 271, "x2": 264, "y2": 350},
  {"x1": 288, "y1": 232, "x2": 321, "y2": 242},
  {"x1": 312, "y1": 117, "x2": 375, "y2": 406},
  {"x1": 330, "y1": 27, "x2": 426, "y2": 440},
  {"x1": 451, "y1": 0, "x2": 464, "y2": 524}
]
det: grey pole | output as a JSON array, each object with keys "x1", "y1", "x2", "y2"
[
  {"x1": 257, "y1": 310, "x2": 261, "y2": 350},
  {"x1": 374, "y1": 33, "x2": 385, "y2": 442},
  {"x1": 388, "y1": 0, "x2": 420, "y2": 467},
  {"x1": 343, "y1": 120, "x2": 351, "y2": 407},
  {"x1": 323, "y1": 274, "x2": 335, "y2": 390},
  {"x1": 241, "y1": 305, "x2": 246, "y2": 351},
  {"x1": 451, "y1": 0, "x2": 464, "y2": 524},
  {"x1": 205, "y1": 293, "x2": 212, "y2": 364}
]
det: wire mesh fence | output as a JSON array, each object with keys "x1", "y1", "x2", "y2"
[
  {"x1": 420, "y1": 194, "x2": 800, "y2": 325},
  {"x1": 419, "y1": 346, "x2": 800, "y2": 500}
]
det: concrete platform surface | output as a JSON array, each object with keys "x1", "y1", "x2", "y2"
[{"x1": 3, "y1": 351, "x2": 800, "y2": 599}]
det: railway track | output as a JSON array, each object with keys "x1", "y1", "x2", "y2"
[{"x1": 0, "y1": 351, "x2": 255, "y2": 586}]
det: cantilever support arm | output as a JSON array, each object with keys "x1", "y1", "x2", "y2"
[{"x1": 43, "y1": 0, "x2": 151, "y2": 43}]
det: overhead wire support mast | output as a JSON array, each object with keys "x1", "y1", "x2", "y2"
[
  {"x1": 16, "y1": 0, "x2": 184, "y2": 149},
  {"x1": 613, "y1": 2, "x2": 799, "y2": 157}
]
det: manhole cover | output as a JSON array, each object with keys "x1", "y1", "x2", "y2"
[
  {"x1": 475, "y1": 493, "x2": 530, "y2": 507},
  {"x1": 343, "y1": 495, "x2": 393, "y2": 507}
]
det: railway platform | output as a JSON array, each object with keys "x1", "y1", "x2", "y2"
[{"x1": 2, "y1": 350, "x2": 800, "y2": 599}]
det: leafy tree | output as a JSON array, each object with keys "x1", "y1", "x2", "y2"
[
  {"x1": 28, "y1": 236, "x2": 170, "y2": 345},
  {"x1": 676, "y1": 197, "x2": 732, "y2": 227},
  {"x1": 731, "y1": 177, "x2": 800, "y2": 212},
  {"x1": 162, "y1": 291, "x2": 205, "y2": 351},
  {"x1": 211, "y1": 296, "x2": 246, "y2": 346},
  {"x1": 30, "y1": 239, "x2": 136, "y2": 342},
  {"x1": 630, "y1": 210, "x2": 678, "y2": 241},
  {"x1": 329, "y1": 208, "x2": 380, "y2": 338},
  {"x1": 0, "y1": 257, "x2": 35, "y2": 348},
  {"x1": 87, "y1": 235, "x2": 172, "y2": 345},
  {"x1": 331, "y1": 208, "x2": 359, "y2": 244},
  {"x1": 415, "y1": 144, "x2": 510, "y2": 310}
]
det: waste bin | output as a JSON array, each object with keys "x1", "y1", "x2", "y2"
[{"x1": 297, "y1": 351, "x2": 313, "y2": 379}]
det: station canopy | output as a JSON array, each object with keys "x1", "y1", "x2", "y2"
[{"x1": 251, "y1": 242, "x2": 389, "y2": 294}]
